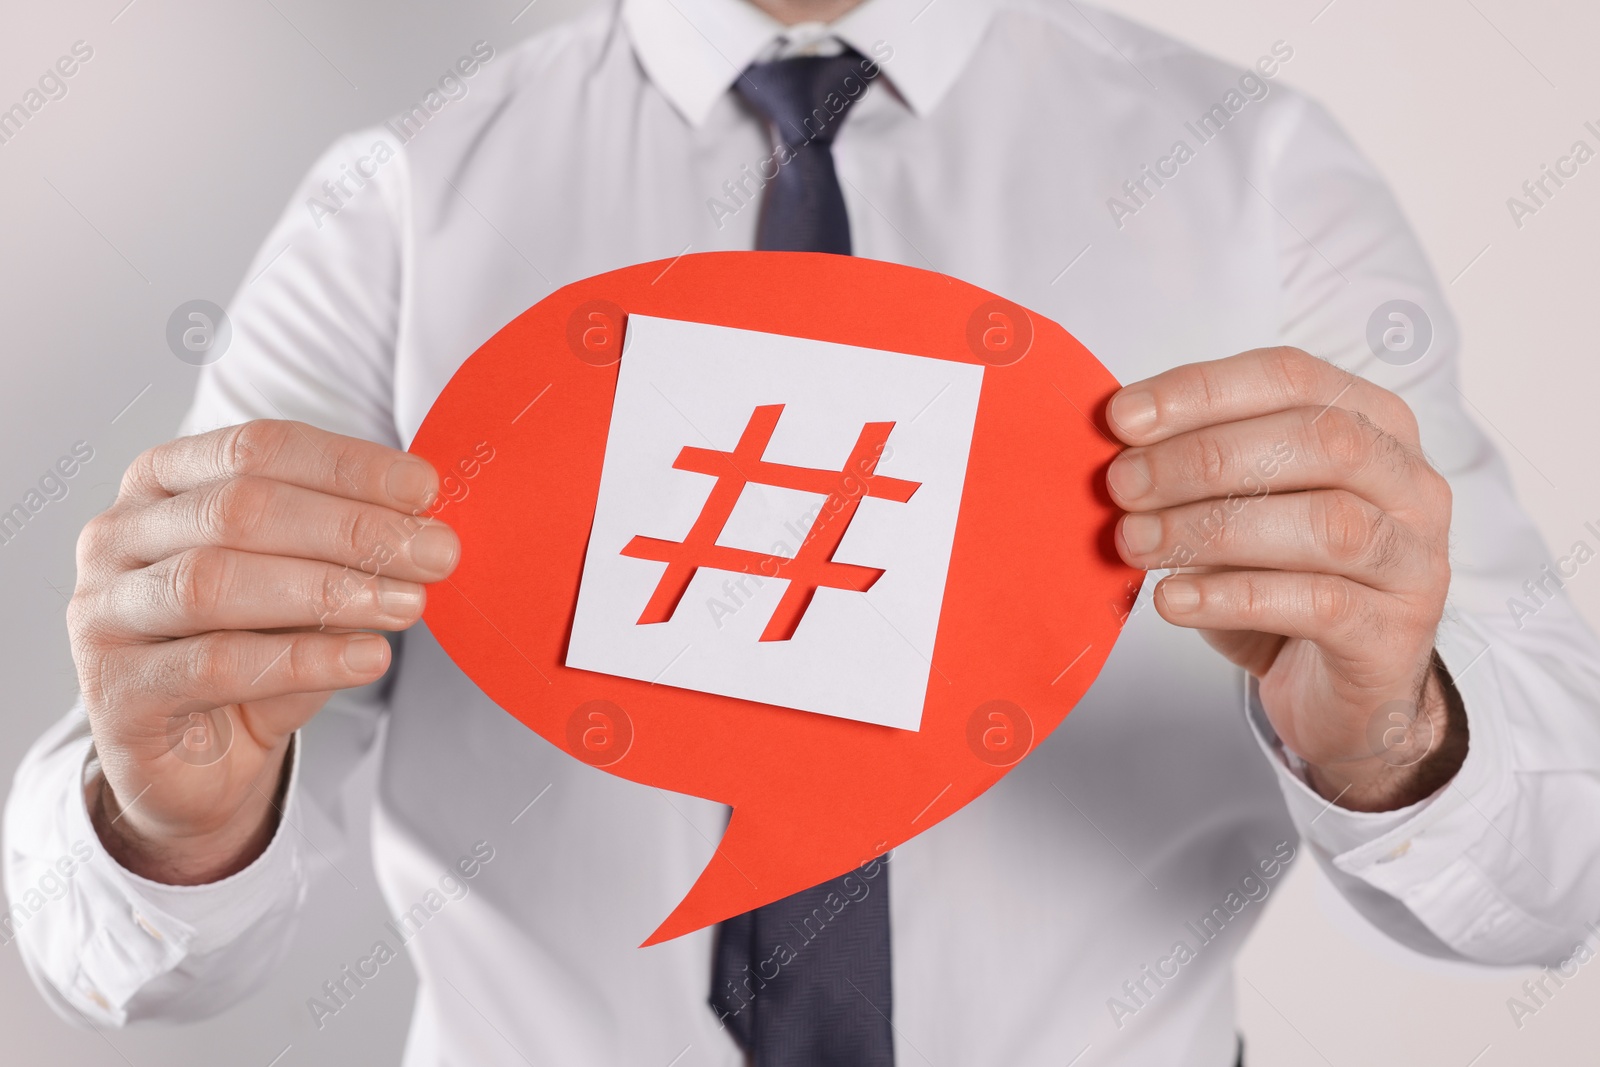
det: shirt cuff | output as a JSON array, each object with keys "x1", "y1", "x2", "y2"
[
  {"x1": 1247, "y1": 613, "x2": 1554, "y2": 956},
  {"x1": 67, "y1": 733, "x2": 305, "y2": 1020}
]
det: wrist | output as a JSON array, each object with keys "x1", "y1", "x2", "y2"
[
  {"x1": 89, "y1": 745, "x2": 293, "y2": 885},
  {"x1": 1304, "y1": 653, "x2": 1469, "y2": 813}
]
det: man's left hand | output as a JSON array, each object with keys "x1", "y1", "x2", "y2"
[{"x1": 1105, "y1": 347, "x2": 1465, "y2": 812}]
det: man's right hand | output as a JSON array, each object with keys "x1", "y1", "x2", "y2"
[{"x1": 66, "y1": 420, "x2": 460, "y2": 885}]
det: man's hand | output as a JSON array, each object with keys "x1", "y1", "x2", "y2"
[
  {"x1": 67, "y1": 420, "x2": 460, "y2": 883},
  {"x1": 1105, "y1": 347, "x2": 1465, "y2": 812}
]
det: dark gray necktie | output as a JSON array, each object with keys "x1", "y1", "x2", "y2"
[
  {"x1": 709, "y1": 48, "x2": 895, "y2": 1067},
  {"x1": 731, "y1": 50, "x2": 867, "y2": 255}
]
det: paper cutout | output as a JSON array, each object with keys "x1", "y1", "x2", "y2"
[
  {"x1": 622, "y1": 405, "x2": 917, "y2": 638},
  {"x1": 565, "y1": 314, "x2": 983, "y2": 732},
  {"x1": 411, "y1": 252, "x2": 1141, "y2": 946}
]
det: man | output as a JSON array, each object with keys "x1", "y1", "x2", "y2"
[{"x1": 8, "y1": 0, "x2": 1600, "y2": 1063}]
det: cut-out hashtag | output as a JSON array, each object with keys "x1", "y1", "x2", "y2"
[{"x1": 622, "y1": 404, "x2": 920, "y2": 641}]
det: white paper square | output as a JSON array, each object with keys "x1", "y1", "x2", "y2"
[{"x1": 564, "y1": 314, "x2": 983, "y2": 731}]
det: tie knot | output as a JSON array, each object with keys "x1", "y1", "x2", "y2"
[{"x1": 735, "y1": 50, "x2": 869, "y2": 150}]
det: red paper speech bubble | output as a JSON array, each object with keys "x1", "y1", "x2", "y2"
[{"x1": 411, "y1": 253, "x2": 1141, "y2": 945}]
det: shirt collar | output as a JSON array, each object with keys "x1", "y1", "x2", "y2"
[{"x1": 622, "y1": 0, "x2": 997, "y2": 126}]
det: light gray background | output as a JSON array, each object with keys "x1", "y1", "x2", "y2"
[{"x1": 1, "y1": 0, "x2": 1595, "y2": 1063}]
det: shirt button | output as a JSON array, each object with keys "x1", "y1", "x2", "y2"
[
  {"x1": 1376, "y1": 840, "x2": 1412, "y2": 864},
  {"x1": 131, "y1": 908, "x2": 163, "y2": 940}
]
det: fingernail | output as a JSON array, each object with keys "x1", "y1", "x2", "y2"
[
  {"x1": 387, "y1": 457, "x2": 435, "y2": 507},
  {"x1": 411, "y1": 523, "x2": 460, "y2": 575},
  {"x1": 1160, "y1": 578, "x2": 1200, "y2": 613},
  {"x1": 1107, "y1": 453, "x2": 1151, "y2": 501},
  {"x1": 377, "y1": 579, "x2": 424, "y2": 618},
  {"x1": 344, "y1": 633, "x2": 389, "y2": 673},
  {"x1": 1109, "y1": 390, "x2": 1158, "y2": 436},
  {"x1": 1120, "y1": 513, "x2": 1162, "y2": 555}
]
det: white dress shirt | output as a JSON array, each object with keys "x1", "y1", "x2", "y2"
[{"x1": 9, "y1": 0, "x2": 1600, "y2": 1063}]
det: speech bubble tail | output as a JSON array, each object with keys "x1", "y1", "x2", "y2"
[
  {"x1": 640, "y1": 801, "x2": 889, "y2": 947},
  {"x1": 639, "y1": 906, "x2": 702, "y2": 948},
  {"x1": 641, "y1": 842, "x2": 759, "y2": 947}
]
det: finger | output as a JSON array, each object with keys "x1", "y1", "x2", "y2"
[
  {"x1": 94, "y1": 547, "x2": 427, "y2": 638},
  {"x1": 1107, "y1": 347, "x2": 1419, "y2": 448},
  {"x1": 110, "y1": 629, "x2": 392, "y2": 712},
  {"x1": 102, "y1": 477, "x2": 459, "y2": 580},
  {"x1": 1106, "y1": 403, "x2": 1447, "y2": 518},
  {"x1": 1116, "y1": 489, "x2": 1427, "y2": 591},
  {"x1": 120, "y1": 420, "x2": 438, "y2": 512},
  {"x1": 1150, "y1": 568, "x2": 1394, "y2": 665}
]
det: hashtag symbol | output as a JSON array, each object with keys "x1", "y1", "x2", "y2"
[{"x1": 621, "y1": 404, "x2": 921, "y2": 641}]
